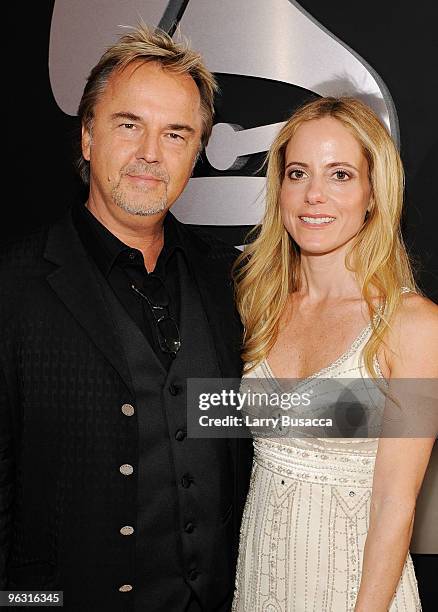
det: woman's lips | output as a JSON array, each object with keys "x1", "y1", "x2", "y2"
[{"x1": 299, "y1": 215, "x2": 336, "y2": 227}]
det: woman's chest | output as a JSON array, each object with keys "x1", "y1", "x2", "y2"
[{"x1": 268, "y1": 309, "x2": 368, "y2": 379}]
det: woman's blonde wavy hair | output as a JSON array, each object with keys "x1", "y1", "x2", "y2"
[{"x1": 233, "y1": 97, "x2": 417, "y2": 377}]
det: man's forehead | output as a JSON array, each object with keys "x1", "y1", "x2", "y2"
[
  {"x1": 97, "y1": 61, "x2": 202, "y2": 123},
  {"x1": 108, "y1": 61, "x2": 200, "y2": 98}
]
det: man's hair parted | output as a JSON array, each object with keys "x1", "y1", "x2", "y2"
[{"x1": 76, "y1": 23, "x2": 218, "y2": 184}]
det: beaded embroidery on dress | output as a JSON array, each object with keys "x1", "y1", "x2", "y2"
[{"x1": 232, "y1": 305, "x2": 421, "y2": 611}]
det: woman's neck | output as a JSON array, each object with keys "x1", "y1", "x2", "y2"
[{"x1": 298, "y1": 247, "x2": 361, "y2": 302}]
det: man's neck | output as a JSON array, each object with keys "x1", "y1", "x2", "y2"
[{"x1": 86, "y1": 200, "x2": 166, "y2": 272}]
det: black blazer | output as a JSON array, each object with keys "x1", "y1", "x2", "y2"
[{"x1": 0, "y1": 209, "x2": 253, "y2": 610}]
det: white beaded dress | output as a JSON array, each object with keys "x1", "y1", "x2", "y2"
[{"x1": 232, "y1": 318, "x2": 421, "y2": 612}]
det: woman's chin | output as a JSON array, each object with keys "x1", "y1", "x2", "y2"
[{"x1": 297, "y1": 240, "x2": 352, "y2": 258}]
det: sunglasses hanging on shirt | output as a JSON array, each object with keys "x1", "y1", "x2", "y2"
[{"x1": 131, "y1": 277, "x2": 181, "y2": 357}]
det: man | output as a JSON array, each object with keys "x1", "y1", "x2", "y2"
[{"x1": 0, "y1": 25, "x2": 251, "y2": 611}]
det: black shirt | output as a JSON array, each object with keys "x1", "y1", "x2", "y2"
[{"x1": 73, "y1": 203, "x2": 186, "y2": 369}]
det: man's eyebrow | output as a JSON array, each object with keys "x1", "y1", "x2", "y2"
[
  {"x1": 110, "y1": 111, "x2": 143, "y2": 122},
  {"x1": 109, "y1": 114, "x2": 196, "y2": 135},
  {"x1": 166, "y1": 123, "x2": 196, "y2": 135}
]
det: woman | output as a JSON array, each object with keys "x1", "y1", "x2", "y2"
[{"x1": 232, "y1": 97, "x2": 437, "y2": 611}]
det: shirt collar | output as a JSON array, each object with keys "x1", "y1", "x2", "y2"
[{"x1": 73, "y1": 203, "x2": 186, "y2": 278}]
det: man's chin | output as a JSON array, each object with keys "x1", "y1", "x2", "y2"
[
  {"x1": 123, "y1": 205, "x2": 167, "y2": 217},
  {"x1": 113, "y1": 196, "x2": 168, "y2": 217}
]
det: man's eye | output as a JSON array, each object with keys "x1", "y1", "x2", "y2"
[
  {"x1": 122, "y1": 123, "x2": 135, "y2": 130},
  {"x1": 167, "y1": 132, "x2": 184, "y2": 141}
]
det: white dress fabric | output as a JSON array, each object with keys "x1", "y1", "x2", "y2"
[{"x1": 232, "y1": 319, "x2": 421, "y2": 611}]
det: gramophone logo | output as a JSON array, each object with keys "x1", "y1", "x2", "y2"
[{"x1": 49, "y1": 0, "x2": 398, "y2": 244}]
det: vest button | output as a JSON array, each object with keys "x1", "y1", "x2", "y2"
[
  {"x1": 121, "y1": 403, "x2": 135, "y2": 417},
  {"x1": 119, "y1": 584, "x2": 133, "y2": 592},
  {"x1": 181, "y1": 474, "x2": 192, "y2": 488},
  {"x1": 184, "y1": 522, "x2": 194, "y2": 534},
  {"x1": 119, "y1": 464, "x2": 134, "y2": 476},
  {"x1": 175, "y1": 429, "x2": 186, "y2": 441},
  {"x1": 120, "y1": 525, "x2": 134, "y2": 536},
  {"x1": 188, "y1": 569, "x2": 198, "y2": 581},
  {"x1": 169, "y1": 383, "x2": 180, "y2": 396}
]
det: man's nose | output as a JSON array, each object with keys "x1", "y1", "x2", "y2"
[
  {"x1": 136, "y1": 132, "x2": 162, "y2": 164},
  {"x1": 305, "y1": 175, "x2": 327, "y2": 205}
]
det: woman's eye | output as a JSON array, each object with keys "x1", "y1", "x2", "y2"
[
  {"x1": 289, "y1": 169, "x2": 306, "y2": 179},
  {"x1": 334, "y1": 170, "x2": 350, "y2": 180}
]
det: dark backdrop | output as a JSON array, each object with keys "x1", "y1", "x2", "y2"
[
  {"x1": 6, "y1": 0, "x2": 437, "y2": 299},
  {"x1": 6, "y1": 0, "x2": 438, "y2": 607}
]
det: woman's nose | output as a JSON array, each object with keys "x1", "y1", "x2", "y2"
[{"x1": 305, "y1": 176, "x2": 327, "y2": 205}]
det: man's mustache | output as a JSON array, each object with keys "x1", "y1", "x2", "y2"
[{"x1": 121, "y1": 164, "x2": 169, "y2": 183}]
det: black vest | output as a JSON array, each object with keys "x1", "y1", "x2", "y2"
[{"x1": 97, "y1": 254, "x2": 235, "y2": 611}]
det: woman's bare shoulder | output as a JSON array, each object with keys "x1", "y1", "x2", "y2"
[
  {"x1": 385, "y1": 293, "x2": 438, "y2": 377},
  {"x1": 395, "y1": 292, "x2": 438, "y2": 328}
]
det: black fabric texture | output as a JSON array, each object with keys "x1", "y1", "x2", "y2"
[{"x1": 0, "y1": 208, "x2": 253, "y2": 611}]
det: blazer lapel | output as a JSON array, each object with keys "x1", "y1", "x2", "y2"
[
  {"x1": 195, "y1": 261, "x2": 241, "y2": 377},
  {"x1": 43, "y1": 210, "x2": 134, "y2": 395},
  {"x1": 172, "y1": 217, "x2": 243, "y2": 379},
  {"x1": 175, "y1": 222, "x2": 247, "y2": 526}
]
